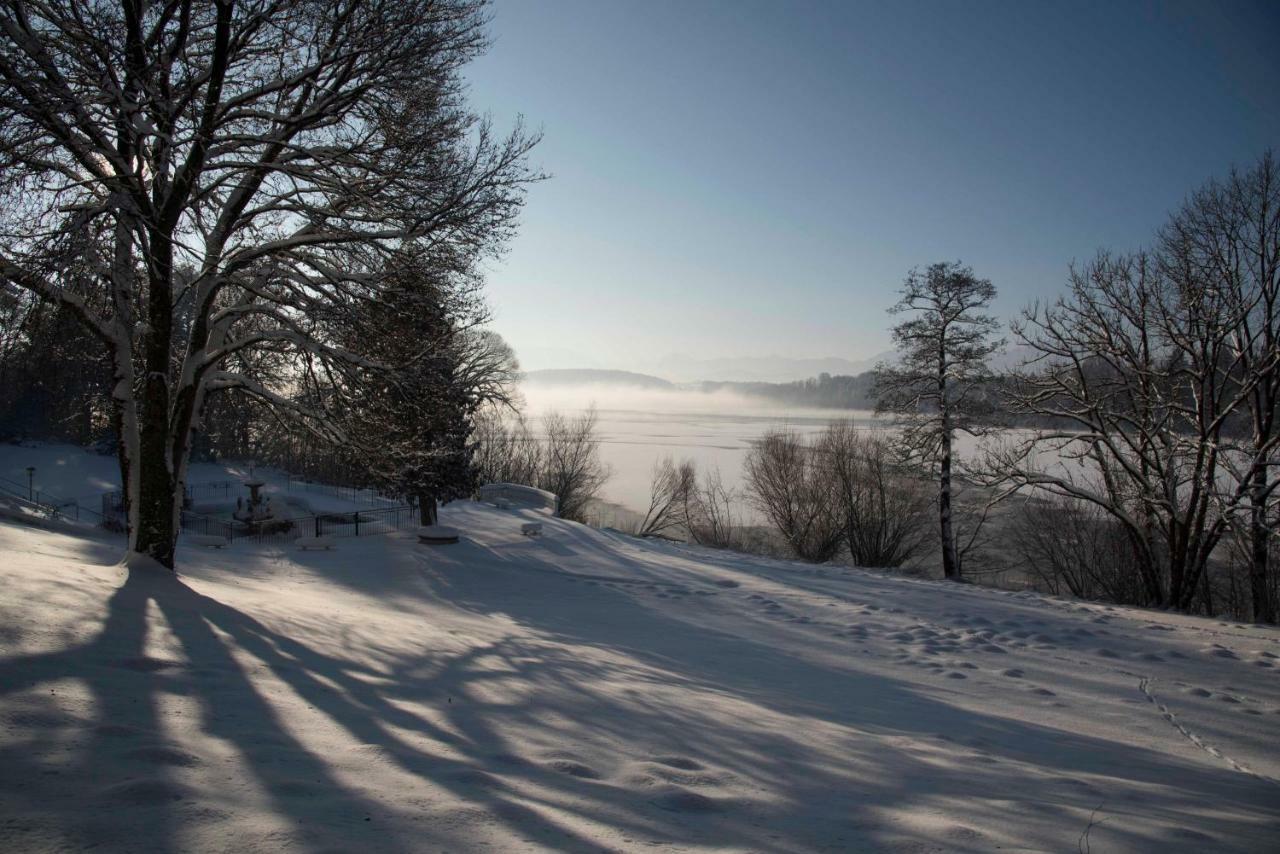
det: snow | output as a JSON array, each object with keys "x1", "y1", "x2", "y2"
[
  {"x1": 1, "y1": 498, "x2": 1278, "y2": 851},
  {"x1": 0, "y1": 443, "x2": 392, "y2": 517}
]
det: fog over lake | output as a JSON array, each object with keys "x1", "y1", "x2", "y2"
[{"x1": 520, "y1": 383, "x2": 882, "y2": 517}]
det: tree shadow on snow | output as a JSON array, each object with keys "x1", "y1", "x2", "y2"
[
  {"x1": 2, "y1": 528, "x2": 1278, "y2": 853},
  {"x1": 409, "y1": 532, "x2": 1280, "y2": 852}
]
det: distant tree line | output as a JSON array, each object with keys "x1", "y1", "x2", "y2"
[{"x1": 697, "y1": 373, "x2": 878, "y2": 409}]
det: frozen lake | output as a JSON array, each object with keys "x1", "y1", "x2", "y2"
[{"x1": 521, "y1": 384, "x2": 881, "y2": 518}]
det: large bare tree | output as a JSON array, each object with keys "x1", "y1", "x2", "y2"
[
  {"x1": 994, "y1": 247, "x2": 1266, "y2": 612},
  {"x1": 874, "y1": 262, "x2": 1002, "y2": 580},
  {"x1": 0, "y1": 0, "x2": 537, "y2": 568},
  {"x1": 1158, "y1": 152, "x2": 1280, "y2": 621}
]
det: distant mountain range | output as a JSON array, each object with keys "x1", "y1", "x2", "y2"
[
  {"x1": 521, "y1": 346, "x2": 1041, "y2": 402},
  {"x1": 645, "y1": 352, "x2": 895, "y2": 383},
  {"x1": 521, "y1": 369, "x2": 675, "y2": 389}
]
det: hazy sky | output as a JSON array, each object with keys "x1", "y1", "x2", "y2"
[{"x1": 463, "y1": 0, "x2": 1280, "y2": 374}]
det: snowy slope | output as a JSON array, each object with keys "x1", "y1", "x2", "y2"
[{"x1": 0, "y1": 502, "x2": 1277, "y2": 853}]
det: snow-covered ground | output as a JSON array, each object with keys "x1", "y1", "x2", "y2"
[
  {"x1": 1, "y1": 497, "x2": 1277, "y2": 852},
  {"x1": 0, "y1": 443, "x2": 393, "y2": 523}
]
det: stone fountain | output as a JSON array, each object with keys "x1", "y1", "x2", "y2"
[{"x1": 232, "y1": 479, "x2": 274, "y2": 523}]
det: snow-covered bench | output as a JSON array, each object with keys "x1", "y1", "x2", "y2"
[
  {"x1": 417, "y1": 525, "x2": 459, "y2": 545},
  {"x1": 295, "y1": 535, "x2": 335, "y2": 551},
  {"x1": 521, "y1": 522, "x2": 543, "y2": 538},
  {"x1": 189, "y1": 534, "x2": 229, "y2": 549}
]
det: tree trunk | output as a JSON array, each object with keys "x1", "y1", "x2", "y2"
[
  {"x1": 939, "y1": 426, "x2": 960, "y2": 580},
  {"x1": 133, "y1": 455, "x2": 176, "y2": 568},
  {"x1": 418, "y1": 493, "x2": 438, "y2": 526},
  {"x1": 1249, "y1": 467, "x2": 1274, "y2": 623},
  {"x1": 131, "y1": 235, "x2": 178, "y2": 570}
]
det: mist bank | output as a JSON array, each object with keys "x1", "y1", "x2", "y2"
[
  {"x1": 520, "y1": 369, "x2": 878, "y2": 412},
  {"x1": 515, "y1": 378, "x2": 881, "y2": 524}
]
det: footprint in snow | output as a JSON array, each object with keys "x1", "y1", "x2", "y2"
[
  {"x1": 548, "y1": 759, "x2": 601, "y2": 779},
  {"x1": 653, "y1": 756, "x2": 703, "y2": 770},
  {"x1": 650, "y1": 788, "x2": 722, "y2": 813}
]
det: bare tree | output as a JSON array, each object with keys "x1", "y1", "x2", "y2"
[
  {"x1": 684, "y1": 465, "x2": 739, "y2": 549},
  {"x1": 1159, "y1": 151, "x2": 1280, "y2": 622},
  {"x1": 874, "y1": 262, "x2": 1002, "y2": 580},
  {"x1": 0, "y1": 0, "x2": 539, "y2": 568},
  {"x1": 472, "y1": 408, "x2": 543, "y2": 487},
  {"x1": 744, "y1": 429, "x2": 841, "y2": 562},
  {"x1": 994, "y1": 249, "x2": 1260, "y2": 611},
  {"x1": 822, "y1": 423, "x2": 931, "y2": 568},
  {"x1": 637, "y1": 455, "x2": 696, "y2": 538},
  {"x1": 457, "y1": 329, "x2": 522, "y2": 413},
  {"x1": 539, "y1": 408, "x2": 610, "y2": 523},
  {"x1": 1008, "y1": 494, "x2": 1149, "y2": 604}
]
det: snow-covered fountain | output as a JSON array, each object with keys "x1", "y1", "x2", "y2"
[{"x1": 232, "y1": 479, "x2": 275, "y2": 524}]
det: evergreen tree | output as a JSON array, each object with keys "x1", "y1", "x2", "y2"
[{"x1": 874, "y1": 262, "x2": 1002, "y2": 580}]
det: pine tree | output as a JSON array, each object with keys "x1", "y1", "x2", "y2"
[{"x1": 874, "y1": 262, "x2": 1002, "y2": 580}]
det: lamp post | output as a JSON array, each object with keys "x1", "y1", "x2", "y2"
[{"x1": 25, "y1": 466, "x2": 34, "y2": 502}]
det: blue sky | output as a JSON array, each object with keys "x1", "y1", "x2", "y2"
[{"x1": 463, "y1": 0, "x2": 1280, "y2": 374}]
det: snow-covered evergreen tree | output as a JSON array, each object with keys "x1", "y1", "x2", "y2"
[
  {"x1": 874, "y1": 262, "x2": 1002, "y2": 581},
  {"x1": 334, "y1": 250, "x2": 517, "y2": 525}
]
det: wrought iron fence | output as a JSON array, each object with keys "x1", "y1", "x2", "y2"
[
  {"x1": 179, "y1": 509, "x2": 236, "y2": 540},
  {"x1": 283, "y1": 476, "x2": 398, "y2": 507},
  {"x1": 98, "y1": 480, "x2": 414, "y2": 546},
  {"x1": 0, "y1": 474, "x2": 106, "y2": 523},
  {"x1": 185, "y1": 481, "x2": 236, "y2": 503},
  {"x1": 170, "y1": 504, "x2": 418, "y2": 545}
]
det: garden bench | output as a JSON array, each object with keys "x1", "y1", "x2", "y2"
[
  {"x1": 521, "y1": 522, "x2": 543, "y2": 538},
  {"x1": 189, "y1": 534, "x2": 229, "y2": 549},
  {"x1": 295, "y1": 535, "x2": 335, "y2": 551}
]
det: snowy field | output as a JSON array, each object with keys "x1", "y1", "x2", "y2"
[{"x1": 1, "y1": 492, "x2": 1278, "y2": 852}]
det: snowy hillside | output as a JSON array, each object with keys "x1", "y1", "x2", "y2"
[{"x1": 1, "y1": 498, "x2": 1278, "y2": 852}]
